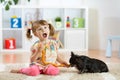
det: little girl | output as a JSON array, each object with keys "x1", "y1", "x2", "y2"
[{"x1": 10, "y1": 20, "x2": 69, "y2": 76}]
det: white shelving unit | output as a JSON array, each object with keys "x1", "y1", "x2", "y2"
[{"x1": 0, "y1": 5, "x2": 88, "y2": 52}]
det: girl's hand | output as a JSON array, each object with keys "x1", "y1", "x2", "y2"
[{"x1": 61, "y1": 62, "x2": 70, "y2": 67}]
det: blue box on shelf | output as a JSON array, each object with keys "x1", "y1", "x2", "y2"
[{"x1": 11, "y1": 18, "x2": 22, "y2": 28}]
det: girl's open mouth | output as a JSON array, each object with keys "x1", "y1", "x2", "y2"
[{"x1": 42, "y1": 33, "x2": 47, "y2": 38}]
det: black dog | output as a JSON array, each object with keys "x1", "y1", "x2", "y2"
[{"x1": 69, "y1": 52, "x2": 109, "y2": 73}]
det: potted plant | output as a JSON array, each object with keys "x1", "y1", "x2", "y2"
[{"x1": 55, "y1": 17, "x2": 62, "y2": 28}]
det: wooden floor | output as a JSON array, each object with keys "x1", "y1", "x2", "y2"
[
  {"x1": 0, "y1": 50, "x2": 120, "y2": 64},
  {"x1": 86, "y1": 50, "x2": 120, "y2": 64}
]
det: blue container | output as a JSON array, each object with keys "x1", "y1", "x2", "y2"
[{"x1": 11, "y1": 18, "x2": 21, "y2": 28}]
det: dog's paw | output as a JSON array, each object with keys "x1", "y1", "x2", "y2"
[
  {"x1": 77, "y1": 70, "x2": 83, "y2": 74},
  {"x1": 78, "y1": 71, "x2": 83, "y2": 74}
]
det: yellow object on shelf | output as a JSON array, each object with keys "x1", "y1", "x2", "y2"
[{"x1": 11, "y1": 15, "x2": 17, "y2": 18}]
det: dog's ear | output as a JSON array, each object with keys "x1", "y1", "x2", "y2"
[{"x1": 71, "y1": 51, "x2": 74, "y2": 56}]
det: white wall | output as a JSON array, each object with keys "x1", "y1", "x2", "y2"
[
  {"x1": 86, "y1": 0, "x2": 120, "y2": 51},
  {"x1": 22, "y1": 0, "x2": 120, "y2": 51}
]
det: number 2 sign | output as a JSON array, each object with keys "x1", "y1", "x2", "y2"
[{"x1": 11, "y1": 18, "x2": 21, "y2": 28}]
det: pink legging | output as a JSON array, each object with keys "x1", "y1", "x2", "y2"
[{"x1": 20, "y1": 65, "x2": 59, "y2": 76}]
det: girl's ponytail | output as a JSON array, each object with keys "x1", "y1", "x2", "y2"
[
  {"x1": 48, "y1": 23, "x2": 55, "y2": 36},
  {"x1": 26, "y1": 28, "x2": 32, "y2": 39}
]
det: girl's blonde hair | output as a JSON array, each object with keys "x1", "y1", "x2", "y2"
[{"x1": 26, "y1": 20, "x2": 55, "y2": 39}]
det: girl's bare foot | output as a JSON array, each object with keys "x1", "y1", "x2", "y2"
[{"x1": 10, "y1": 69, "x2": 20, "y2": 73}]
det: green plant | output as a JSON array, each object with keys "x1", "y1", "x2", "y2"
[
  {"x1": 55, "y1": 17, "x2": 62, "y2": 22},
  {"x1": 0, "y1": 0, "x2": 30, "y2": 11}
]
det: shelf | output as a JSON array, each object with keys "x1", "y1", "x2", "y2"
[
  {"x1": 2, "y1": 28, "x2": 23, "y2": 30},
  {"x1": 66, "y1": 28, "x2": 87, "y2": 30},
  {"x1": 1, "y1": 49, "x2": 29, "y2": 53},
  {"x1": 55, "y1": 28, "x2": 65, "y2": 31},
  {"x1": 0, "y1": 7, "x2": 88, "y2": 52},
  {"x1": 2, "y1": 30, "x2": 22, "y2": 50}
]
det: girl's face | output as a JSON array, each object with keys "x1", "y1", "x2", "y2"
[{"x1": 35, "y1": 24, "x2": 50, "y2": 41}]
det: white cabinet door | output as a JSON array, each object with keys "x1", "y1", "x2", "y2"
[{"x1": 65, "y1": 29, "x2": 86, "y2": 50}]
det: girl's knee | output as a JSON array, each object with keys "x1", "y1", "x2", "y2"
[
  {"x1": 20, "y1": 65, "x2": 41, "y2": 76},
  {"x1": 44, "y1": 65, "x2": 59, "y2": 75}
]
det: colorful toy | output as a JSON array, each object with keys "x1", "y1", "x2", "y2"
[{"x1": 66, "y1": 16, "x2": 70, "y2": 28}]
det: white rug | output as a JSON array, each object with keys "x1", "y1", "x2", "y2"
[{"x1": 0, "y1": 63, "x2": 120, "y2": 80}]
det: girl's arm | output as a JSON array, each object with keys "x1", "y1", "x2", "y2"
[
  {"x1": 30, "y1": 44, "x2": 39, "y2": 63},
  {"x1": 57, "y1": 53, "x2": 70, "y2": 67},
  {"x1": 54, "y1": 40, "x2": 70, "y2": 67},
  {"x1": 30, "y1": 42, "x2": 43, "y2": 63}
]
